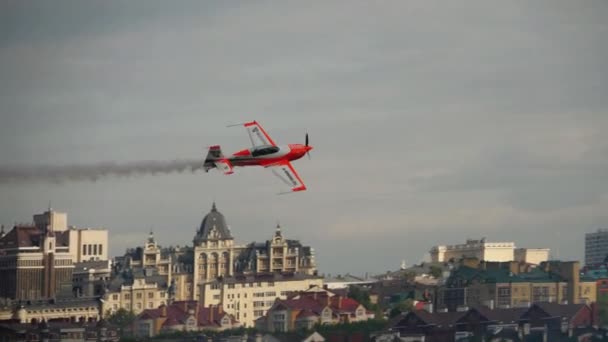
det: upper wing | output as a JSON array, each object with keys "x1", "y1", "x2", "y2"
[
  {"x1": 244, "y1": 121, "x2": 277, "y2": 148},
  {"x1": 267, "y1": 160, "x2": 307, "y2": 193}
]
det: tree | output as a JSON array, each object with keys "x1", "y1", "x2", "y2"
[
  {"x1": 107, "y1": 308, "x2": 136, "y2": 335},
  {"x1": 429, "y1": 265, "x2": 443, "y2": 278},
  {"x1": 389, "y1": 298, "x2": 414, "y2": 318},
  {"x1": 347, "y1": 286, "x2": 371, "y2": 309}
]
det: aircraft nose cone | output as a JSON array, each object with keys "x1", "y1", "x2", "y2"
[{"x1": 305, "y1": 145, "x2": 313, "y2": 152}]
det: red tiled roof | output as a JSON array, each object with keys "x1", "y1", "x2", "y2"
[
  {"x1": 0, "y1": 225, "x2": 71, "y2": 250},
  {"x1": 329, "y1": 296, "x2": 360, "y2": 312},
  {"x1": 137, "y1": 301, "x2": 238, "y2": 328},
  {"x1": 296, "y1": 309, "x2": 318, "y2": 319},
  {"x1": 0, "y1": 226, "x2": 39, "y2": 248},
  {"x1": 161, "y1": 317, "x2": 180, "y2": 327},
  {"x1": 271, "y1": 292, "x2": 365, "y2": 318}
]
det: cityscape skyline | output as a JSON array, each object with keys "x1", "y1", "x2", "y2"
[
  {"x1": 0, "y1": 204, "x2": 602, "y2": 276},
  {"x1": 1, "y1": 1, "x2": 608, "y2": 275}
]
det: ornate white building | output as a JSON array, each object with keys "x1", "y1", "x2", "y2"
[
  {"x1": 430, "y1": 238, "x2": 549, "y2": 264},
  {"x1": 109, "y1": 203, "x2": 318, "y2": 307}
]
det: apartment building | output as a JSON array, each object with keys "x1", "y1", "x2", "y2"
[{"x1": 199, "y1": 273, "x2": 323, "y2": 327}]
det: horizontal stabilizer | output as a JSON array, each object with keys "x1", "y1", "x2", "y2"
[{"x1": 214, "y1": 159, "x2": 234, "y2": 175}]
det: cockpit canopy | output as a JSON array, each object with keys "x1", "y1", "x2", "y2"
[{"x1": 251, "y1": 145, "x2": 280, "y2": 157}]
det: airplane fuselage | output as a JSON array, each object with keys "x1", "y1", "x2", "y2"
[{"x1": 227, "y1": 144, "x2": 311, "y2": 167}]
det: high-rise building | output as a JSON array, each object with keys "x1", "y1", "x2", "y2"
[
  {"x1": 0, "y1": 224, "x2": 74, "y2": 300},
  {"x1": 34, "y1": 209, "x2": 109, "y2": 262},
  {"x1": 585, "y1": 229, "x2": 608, "y2": 266}
]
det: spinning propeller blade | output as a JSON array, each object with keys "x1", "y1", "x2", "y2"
[{"x1": 305, "y1": 133, "x2": 311, "y2": 159}]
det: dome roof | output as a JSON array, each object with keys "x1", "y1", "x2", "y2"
[{"x1": 195, "y1": 203, "x2": 233, "y2": 242}]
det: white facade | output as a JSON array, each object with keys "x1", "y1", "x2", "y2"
[
  {"x1": 69, "y1": 228, "x2": 109, "y2": 262},
  {"x1": 33, "y1": 209, "x2": 109, "y2": 262},
  {"x1": 430, "y1": 239, "x2": 551, "y2": 264},
  {"x1": 430, "y1": 239, "x2": 515, "y2": 263},
  {"x1": 585, "y1": 229, "x2": 608, "y2": 266},
  {"x1": 34, "y1": 210, "x2": 68, "y2": 232},
  {"x1": 514, "y1": 248, "x2": 550, "y2": 265},
  {"x1": 200, "y1": 275, "x2": 323, "y2": 328}
]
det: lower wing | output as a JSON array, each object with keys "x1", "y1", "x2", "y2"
[{"x1": 266, "y1": 160, "x2": 307, "y2": 194}]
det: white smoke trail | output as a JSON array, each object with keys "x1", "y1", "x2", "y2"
[{"x1": 0, "y1": 159, "x2": 205, "y2": 184}]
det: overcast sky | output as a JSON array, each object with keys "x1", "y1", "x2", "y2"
[{"x1": 1, "y1": 1, "x2": 607, "y2": 275}]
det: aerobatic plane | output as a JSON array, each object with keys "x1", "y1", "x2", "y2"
[{"x1": 204, "y1": 120, "x2": 313, "y2": 193}]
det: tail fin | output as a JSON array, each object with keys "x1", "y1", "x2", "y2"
[
  {"x1": 205, "y1": 145, "x2": 224, "y2": 161},
  {"x1": 204, "y1": 145, "x2": 224, "y2": 172}
]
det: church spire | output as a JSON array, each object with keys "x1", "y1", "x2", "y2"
[
  {"x1": 148, "y1": 230, "x2": 155, "y2": 244},
  {"x1": 274, "y1": 222, "x2": 282, "y2": 238}
]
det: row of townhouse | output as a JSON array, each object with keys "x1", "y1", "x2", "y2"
[
  {"x1": 256, "y1": 289, "x2": 374, "y2": 332},
  {"x1": 380, "y1": 302, "x2": 596, "y2": 341}
]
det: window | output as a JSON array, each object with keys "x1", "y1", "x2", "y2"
[
  {"x1": 82, "y1": 245, "x2": 87, "y2": 256},
  {"x1": 228, "y1": 284, "x2": 235, "y2": 289},
  {"x1": 136, "y1": 303, "x2": 142, "y2": 309},
  {"x1": 99, "y1": 244, "x2": 103, "y2": 255},
  {"x1": 273, "y1": 322, "x2": 284, "y2": 332},
  {"x1": 112, "y1": 294, "x2": 118, "y2": 301},
  {"x1": 254, "y1": 301, "x2": 264, "y2": 307},
  {"x1": 266, "y1": 292, "x2": 276, "y2": 297},
  {"x1": 125, "y1": 294, "x2": 131, "y2": 300},
  {"x1": 136, "y1": 293, "x2": 142, "y2": 299},
  {"x1": 93, "y1": 244, "x2": 97, "y2": 255},
  {"x1": 268, "y1": 282, "x2": 275, "y2": 287},
  {"x1": 148, "y1": 302, "x2": 153, "y2": 308},
  {"x1": 254, "y1": 310, "x2": 264, "y2": 317},
  {"x1": 213, "y1": 295, "x2": 220, "y2": 300},
  {"x1": 88, "y1": 244, "x2": 92, "y2": 255}
]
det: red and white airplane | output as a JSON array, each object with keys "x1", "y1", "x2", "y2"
[{"x1": 204, "y1": 120, "x2": 313, "y2": 193}]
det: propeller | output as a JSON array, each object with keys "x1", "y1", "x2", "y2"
[{"x1": 305, "y1": 133, "x2": 311, "y2": 159}]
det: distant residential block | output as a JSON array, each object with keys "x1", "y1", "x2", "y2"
[{"x1": 585, "y1": 229, "x2": 608, "y2": 266}]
